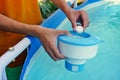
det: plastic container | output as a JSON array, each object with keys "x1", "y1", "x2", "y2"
[{"x1": 58, "y1": 31, "x2": 101, "y2": 72}]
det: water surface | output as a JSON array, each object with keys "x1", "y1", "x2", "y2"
[{"x1": 24, "y1": 2, "x2": 120, "y2": 80}]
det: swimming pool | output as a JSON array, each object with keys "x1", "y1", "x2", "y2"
[{"x1": 21, "y1": 1, "x2": 120, "y2": 80}]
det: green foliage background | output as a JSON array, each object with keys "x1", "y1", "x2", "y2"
[
  {"x1": 38, "y1": 0, "x2": 58, "y2": 19},
  {"x1": 38, "y1": 0, "x2": 84, "y2": 19}
]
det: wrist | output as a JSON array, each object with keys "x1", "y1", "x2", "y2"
[
  {"x1": 24, "y1": 24, "x2": 43, "y2": 37},
  {"x1": 64, "y1": 7, "x2": 72, "y2": 14},
  {"x1": 66, "y1": 8, "x2": 73, "y2": 14}
]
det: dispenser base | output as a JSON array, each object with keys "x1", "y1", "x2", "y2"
[{"x1": 65, "y1": 61, "x2": 85, "y2": 72}]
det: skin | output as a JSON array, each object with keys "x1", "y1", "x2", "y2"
[
  {"x1": 51, "y1": 0, "x2": 89, "y2": 30},
  {"x1": 0, "y1": 0, "x2": 89, "y2": 61}
]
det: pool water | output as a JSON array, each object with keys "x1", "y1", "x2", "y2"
[{"x1": 23, "y1": 2, "x2": 120, "y2": 80}]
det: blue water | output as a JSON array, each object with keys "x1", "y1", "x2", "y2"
[{"x1": 23, "y1": 2, "x2": 120, "y2": 80}]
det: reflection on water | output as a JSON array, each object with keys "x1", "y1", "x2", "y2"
[
  {"x1": 85, "y1": 2, "x2": 120, "y2": 56},
  {"x1": 87, "y1": 3, "x2": 120, "y2": 31},
  {"x1": 84, "y1": 3, "x2": 120, "y2": 80}
]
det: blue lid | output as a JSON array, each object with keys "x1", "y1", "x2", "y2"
[
  {"x1": 65, "y1": 61, "x2": 85, "y2": 72},
  {"x1": 58, "y1": 31, "x2": 100, "y2": 46}
]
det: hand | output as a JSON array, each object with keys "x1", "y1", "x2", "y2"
[
  {"x1": 36, "y1": 27, "x2": 69, "y2": 61},
  {"x1": 50, "y1": 0, "x2": 89, "y2": 30},
  {"x1": 66, "y1": 9, "x2": 89, "y2": 30}
]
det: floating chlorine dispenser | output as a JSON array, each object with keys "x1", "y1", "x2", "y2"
[{"x1": 58, "y1": 31, "x2": 101, "y2": 72}]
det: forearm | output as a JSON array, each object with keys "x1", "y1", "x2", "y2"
[
  {"x1": 51, "y1": 0, "x2": 72, "y2": 15},
  {"x1": 0, "y1": 14, "x2": 43, "y2": 37}
]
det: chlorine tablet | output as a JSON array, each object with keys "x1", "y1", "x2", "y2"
[{"x1": 76, "y1": 26, "x2": 83, "y2": 33}]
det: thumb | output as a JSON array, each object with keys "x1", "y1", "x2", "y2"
[
  {"x1": 71, "y1": 20, "x2": 76, "y2": 31},
  {"x1": 56, "y1": 30, "x2": 69, "y2": 36}
]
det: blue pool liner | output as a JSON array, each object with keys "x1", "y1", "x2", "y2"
[
  {"x1": 20, "y1": 0, "x2": 100, "y2": 80},
  {"x1": 20, "y1": 36, "x2": 41, "y2": 80},
  {"x1": 20, "y1": 7, "x2": 66, "y2": 80}
]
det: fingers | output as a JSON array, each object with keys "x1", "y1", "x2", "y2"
[
  {"x1": 45, "y1": 47, "x2": 58, "y2": 61},
  {"x1": 43, "y1": 30, "x2": 68, "y2": 61},
  {"x1": 50, "y1": 44, "x2": 66, "y2": 60},
  {"x1": 50, "y1": 30, "x2": 68, "y2": 61},
  {"x1": 71, "y1": 20, "x2": 77, "y2": 31},
  {"x1": 81, "y1": 14, "x2": 89, "y2": 29},
  {"x1": 71, "y1": 10, "x2": 89, "y2": 30},
  {"x1": 80, "y1": 10, "x2": 89, "y2": 29},
  {"x1": 56, "y1": 30, "x2": 69, "y2": 36},
  {"x1": 45, "y1": 43, "x2": 65, "y2": 61}
]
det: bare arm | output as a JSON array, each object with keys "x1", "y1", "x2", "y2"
[
  {"x1": 51, "y1": 0, "x2": 71, "y2": 14},
  {"x1": 0, "y1": 13, "x2": 68, "y2": 60},
  {"x1": 0, "y1": 0, "x2": 89, "y2": 61},
  {"x1": 0, "y1": 14, "x2": 42, "y2": 36},
  {"x1": 51, "y1": 0, "x2": 89, "y2": 29}
]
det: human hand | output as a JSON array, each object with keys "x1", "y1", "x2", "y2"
[
  {"x1": 66, "y1": 9, "x2": 89, "y2": 30},
  {"x1": 36, "y1": 27, "x2": 69, "y2": 61},
  {"x1": 51, "y1": 0, "x2": 89, "y2": 30},
  {"x1": 0, "y1": 13, "x2": 68, "y2": 61}
]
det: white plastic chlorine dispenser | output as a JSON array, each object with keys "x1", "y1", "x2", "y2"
[{"x1": 58, "y1": 30, "x2": 101, "y2": 72}]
